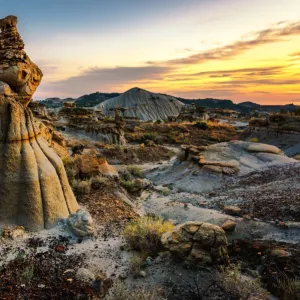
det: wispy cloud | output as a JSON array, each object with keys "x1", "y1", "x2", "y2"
[
  {"x1": 181, "y1": 66, "x2": 285, "y2": 77},
  {"x1": 40, "y1": 65, "x2": 173, "y2": 96},
  {"x1": 290, "y1": 51, "x2": 300, "y2": 56},
  {"x1": 215, "y1": 78, "x2": 300, "y2": 86},
  {"x1": 148, "y1": 21, "x2": 300, "y2": 66}
]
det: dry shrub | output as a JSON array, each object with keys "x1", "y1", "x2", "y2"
[
  {"x1": 71, "y1": 179, "x2": 91, "y2": 195},
  {"x1": 90, "y1": 176, "x2": 108, "y2": 189},
  {"x1": 123, "y1": 216, "x2": 174, "y2": 256},
  {"x1": 219, "y1": 264, "x2": 269, "y2": 300},
  {"x1": 277, "y1": 278, "x2": 300, "y2": 300},
  {"x1": 105, "y1": 281, "x2": 164, "y2": 300}
]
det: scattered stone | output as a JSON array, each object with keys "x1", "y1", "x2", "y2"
[
  {"x1": 146, "y1": 257, "x2": 153, "y2": 266},
  {"x1": 223, "y1": 206, "x2": 243, "y2": 217},
  {"x1": 75, "y1": 268, "x2": 95, "y2": 283},
  {"x1": 55, "y1": 245, "x2": 66, "y2": 253},
  {"x1": 221, "y1": 220, "x2": 237, "y2": 232},
  {"x1": 138, "y1": 270, "x2": 146, "y2": 278}
]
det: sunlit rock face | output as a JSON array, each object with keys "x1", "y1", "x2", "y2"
[{"x1": 0, "y1": 16, "x2": 79, "y2": 230}]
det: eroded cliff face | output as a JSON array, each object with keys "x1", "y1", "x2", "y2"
[{"x1": 0, "y1": 16, "x2": 79, "y2": 230}]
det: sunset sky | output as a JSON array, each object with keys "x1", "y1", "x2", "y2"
[{"x1": 2, "y1": 0, "x2": 300, "y2": 104}]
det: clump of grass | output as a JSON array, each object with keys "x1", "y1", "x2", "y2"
[
  {"x1": 248, "y1": 137, "x2": 259, "y2": 143},
  {"x1": 121, "y1": 179, "x2": 142, "y2": 194},
  {"x1": 123, "y1": 216, "x2": 174, "y2": 256},
  {"x1": 219, "y1": 264, "x2": 269, "y2": 300},
  {"x1": 160, "y1": 187, "x2": 171, "y2": 196},
  {"x1": 127, "y1": 166, "x2": 143, "y2": 178},
  {"x1": 105, "y1": 280, "x2": 164, "y2": 300},
  {"x1": 71, "y1": 179, "x2": 91, "y2": 195},
  {"x1": 90, "y1": 176, "x2": 108, "y2": 189}
]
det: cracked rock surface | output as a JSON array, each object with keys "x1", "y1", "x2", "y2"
[{"x1": 161, "y1": 221, "x2": 229, "y2": 266}]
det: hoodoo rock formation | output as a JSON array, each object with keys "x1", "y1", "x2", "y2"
[{"x1": 0, "y1": 16, "x2": 79, "y2": 230}]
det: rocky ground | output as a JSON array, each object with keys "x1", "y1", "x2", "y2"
[
  {"x1": 216, "y1": 163, "x2": 300, "y2": 222},
  {"x1": 1, "y1": 126, "x2": 300, "y2": 300}
]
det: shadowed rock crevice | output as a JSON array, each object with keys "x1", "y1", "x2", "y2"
[{"x1": 0, "y1": 16, "x2": 79, "y2": 230}]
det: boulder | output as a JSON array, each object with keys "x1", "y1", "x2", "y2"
[
  {"x1": 67, "y1": 209, "x2": 94, "y2": 237},
  {"x1": 73, "y1": 152, "x2": 118, "y2": 178},
  {"x1": 161, "y1": 221, "x2": 229, "y2": 266}
]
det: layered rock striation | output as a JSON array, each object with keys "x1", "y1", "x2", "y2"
[
  {"x1": 96, "y1": 87, "x2": 183, "y2": 121},
  {"x1": 0, "y1": 16, "x2": 79, "y2": 230}
]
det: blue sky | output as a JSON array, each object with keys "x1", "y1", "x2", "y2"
[{"x1": 1, "y1": 0, "x2": 300, "y2": 104}]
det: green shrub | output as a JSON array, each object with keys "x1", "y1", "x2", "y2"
[
  {"x1": 122, "y1": 171, "x2": 133, "y2": 181},
  {"x1": 127, "y1": 166, "x2": 143, "y2": 178},
  {"x1": 123, "y1": 216, "x2": 174, "y2": 256},
  {"x1": 121, "y1": 180, "x2": 142, "y2": 194},
  {"x1": 194, "y1": 121, "x2": 209, "y2": 130},
  {"x1": 160, "y1": 187, "x2": 171, "y2": 196}
]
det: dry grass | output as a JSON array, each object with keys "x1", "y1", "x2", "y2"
[
  {"x1": 105, "y1": 281, "x2": 165, "y2": 300},
  {"x1": 123, "y1": 216, "x2": 174, "y2": 256},
  {"x1": 277, "y1": 278, "x2": 300, "y2": 300},
  {"x1": 219, "y1": 264, "x2": 269, "y2": 300},
  {"x1": 71, "y1": 179, "x2": 91, "y2": 195}
]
